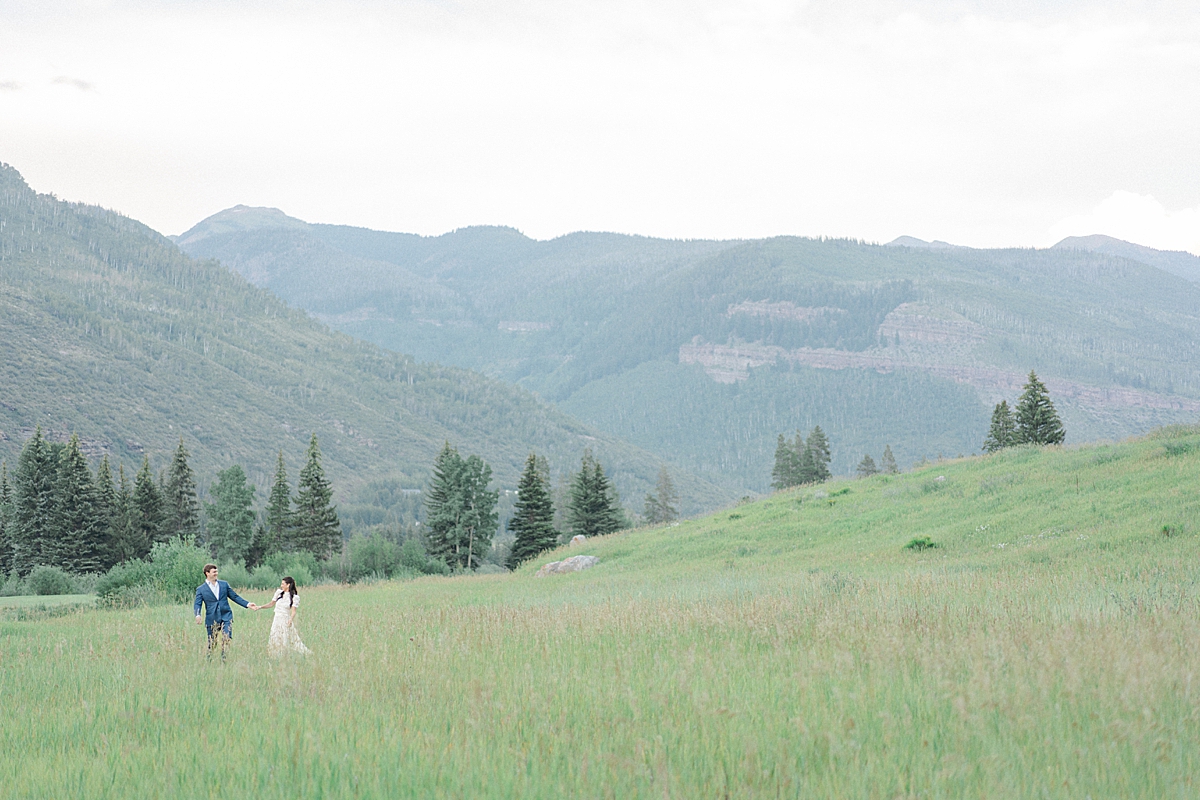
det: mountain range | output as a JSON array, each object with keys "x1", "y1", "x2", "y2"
[
  {"x1": 175, "y1": 207, "x2": 1200, "y2": 489},
  {"x1": 0, "y1": 163, "x2": 731, "y2": 532}
]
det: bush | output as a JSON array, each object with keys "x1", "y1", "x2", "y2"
[
  {"x1": 0, "y1": 572, "x2": 25, "y2": 597},
  {"x1": 249, "y1": 565, "x2": 281, "y2": 591},
  {"x1": 26, "y1": 565, "x2": 76, "y2": 596},
  {"x1": 94, "y1": 538, "x2": 212, "y2": 605},
  {"x1": 264, "y1": 551, "x2": 319, "y2": 586},
  {"x1": 399, "y1": 539, "x2": 427, "y2": 572},
  {"x1": 904, "y1": 536, "x2": 938, "y2": 551},
  {"x1": 347, "y1": 533, "x2": 401, "y2": 582},
  {"x1": 217, "y1": 562, "x2": 252, "y2": 589}
]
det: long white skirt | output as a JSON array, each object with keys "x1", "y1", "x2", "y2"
[{"x1": 268, "y1": 615, "x2": 312, "y2": 657}]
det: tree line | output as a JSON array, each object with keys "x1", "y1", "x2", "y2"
[{"x1": 0, "y1": 428, "x2": 340, "y2": 578}]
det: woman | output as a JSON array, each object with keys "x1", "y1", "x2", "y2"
[{"x1": 260, "y1": 576, "x2": 312, "y2": 657}]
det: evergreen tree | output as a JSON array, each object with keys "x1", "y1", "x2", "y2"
[
  {"x1": 806, "y1": 427, "x2": 832, "y2": 483},
  {"x1": 110, "y1": 464, "x2": 147, "y2": 563},
  {"x1": 93, "y1": 456, "x2": 119, "y2": 571},
  {"x1": 506, "y1": 453, "x2": 558, "y2": 569},
  {"x1": 0, "y1": 462, "x2": 12, "y2": 575},
  {"x1": 163, "y1": 437, "x2": 200, "y2": 544},
  {"x1": 880, "y1": 445, "x2": 899, "y2": 475},
  {"x1": 1014, "y1": 371, "x2": 1065, "y2": 445},
  {"x1": 12, "y1": 427, "x2": 57, "y2": 575},
  {"x1": 50, "y1": 435, "x2": 105, "y2": 573},
  {"x1": 264, "y1": 450, "x2": 294, "y2": 556},
  {"x1": 771, "y1": 434, "x2": 797, "y2": 490},
  {"x1": 856, "y1": 454, "x2": 879, "y2": 478},
  {"x1": 983, "y1": 400, "x2": 1019, "y2": 453},
  {"x1": 132, "y1": 455, "x2": 167, "y2": 549},
  {"x1": 424, "y1": 444, "x2": 499, "y2": 570},
  {"x1": 245, "y1": 522, "x2": 271, "y2": 569},
  {"x1": 566, "y1": 450, "x2": 623, "y2": 539},
  {"x1": 643, "y1": 466, "x2": 679, "y2": 524},
  {"x1": 205, "y1": 464, "x2": 257, "y2": 563},
  {"x1": 293, "y1": 434, "x2": 341, "y2": 558}
]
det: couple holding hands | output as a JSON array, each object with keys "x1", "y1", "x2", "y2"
[{"x1": 194, "y1": 563, "x2": 312, "y2": 660}]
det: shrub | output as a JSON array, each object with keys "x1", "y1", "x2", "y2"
[
  {"x1": 26, "y1": 565, "x2": 76, "y2": 596},
  {"x1": 249, "y1": 565, "x2": 281, "y2": 591},
  {"x1": 94, "y1": 538, "x2": 212, "y2": 605},
  {"x1": 400, "y1": 539, "x2": 427, "y2": 572},
  {"x1": 347, "y1": 533, "x2": 401, "y2": 582},
  {"x1": 904, "y1": 536, "x2": 938, "y2": 551},
  {"x1": 264, "y1": 551, "x2": 319, "y2": 586},
  {"x1": 218, "y1": 562, "x2": 252, "y2": 589},
  {"x1": 0, "y1": 572, "x2": 25, "y2": 597}
]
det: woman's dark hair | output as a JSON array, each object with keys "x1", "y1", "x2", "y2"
[{"x1": 282, "y1": 576, "x2": 298, "y2": 597}]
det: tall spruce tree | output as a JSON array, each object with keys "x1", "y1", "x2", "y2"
[
  {"x1": 132, "y1": 455, "x2": 167, "y2": 548},
  {"x1": 0, "y1": 462, "x2": 12, "y2": 575},
  {"x1": 110, "y1": 464, "x2": 146, "y2": 563},
  {"x1": 1015, "y1": 371, "x2": 1065, "y2": 445},
  {"x1": 293, "y1": 434, "x2": 341, "y2": 559},
  {"x1": 263, "y1": 450, "x2": 294, "y2": 556},
  {"x1": 163, "y1": 438, "x2": 200, "y2": 543},
  {"x1": 566, "y1": 450, "x2": 623, "y2": 539},
  {"x1": 93, "y1": 456, "x2": 119, "y2": 571},
  {"x1": 12, "y1": 427, "x2": 57, "y2": 575},
  {"x1": 771, "y1": 434, "x2": 798, "y2": 490},
  {"x1": 205, "y1": 465, "x2": 256, "y2": 563},
  {"x1": 856, "y1": 454, "x2": 879, "y2": 478},
  {"x1": 424, "y1": 444, "x2": 499, "y2": 570},
  {"x1": 50, "y1": 435, "x2": 105, "y2": 573},
  {"x1": 506, "y1": 453, "x2": 558, "y2": 569},
  {"x1": 983, "y1": 400, "x2": 1019, "y2": 453},
  {"x1": 880, "y1": 445, "x2": 899, "y2": 474},
  {"x1": 643, "y1": 466, "x2": 679, "y2": 524},
  {"x1": 806, "y1": 427, "x2": 832, "y2": 483}
]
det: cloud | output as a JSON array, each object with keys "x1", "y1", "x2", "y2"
[
  {"x1": 1048, "y1": 191, "x2": 1200, "y2": 255},
  {"x1": 0, "y1": 80, "x2": 20, "y2": 91},
  {"x1": 51, "y1": 75, "x2": 95, "y2": 92}
]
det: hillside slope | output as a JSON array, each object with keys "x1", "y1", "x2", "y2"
[
  {"x1": 0, "y1": 164, "x2": 733, "y2": 526},
  {"x1": 178, "y1": 208, "x2": 1200, "y2": 488}
]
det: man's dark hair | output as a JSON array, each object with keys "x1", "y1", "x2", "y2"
[{"x1": 203, "y1": 564, "x2": 218, "y2": 576}]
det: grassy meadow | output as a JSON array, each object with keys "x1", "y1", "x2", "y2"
[{"x1": 4, "y1": 429, "x2": 1200, "y2": 798}]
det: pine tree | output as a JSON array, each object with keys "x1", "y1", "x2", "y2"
[
  {"x1": 424, "y1": 443, "x2": 499, "y2": 570},
  {"x1": 0, "y1": 462, "x2": 12, "y2": 575},
  {"x1": 771, "y1": 434, "x2": 797, "y2": 490},
  {"x1": 983, "y1": 400, "x2": 1019, "y2": 453},
  {"x1": 12, "y1": 427, "x2": 57, "y2": 575},
  {"x1": 263, "y1": 450, "x2": 293, "y2": 556},
  {"x1": 163, "y1": 437, "x2": 200, "y2": 544},
  {"x1": 293, "y1": 434, "x2": 341, "y2": 559},
  {"x1": 880, "y1": 445, "x2": 899, "y2": 474},
  {"x1": 507, "y1": 453, "x2": 558, "y2": 569},
  {"x1": 204, "y1": 465, "x2": 256, "y2": 563},
  {"x1": 643, "y1": 466, "x2": 679, "y2": 524},
  {"x1": 425, "y1": 442, "x2": 464, "y2": 566},
  {"x1": 567, "y1": 450, "x2": 623, "y2": 539},
  {"x1": 856, "y1": 454, "x2": 879, "y2": 478},
  {"x1": 50, "y1": 435, "x2": 105, "y2": 573},
  {"x1": 132, "y1": 455, "x2": 167, "y2": 549},
  {"x1": 1015, "y1": 371, "x2": 1065, "y2": 445},
  {"x1": 93, "y1": 456, "x2": 119, "y2": 571},
  {"x1": 110, "y1": 464, "x2": 147, "y2": 563},
  {"x1": 806, "y1": 427, "x2": 832, "y2": 483}
]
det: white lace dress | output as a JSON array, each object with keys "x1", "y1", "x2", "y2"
[{"x1": 268, "y1": 589, "x2": 312, "y2": 657}]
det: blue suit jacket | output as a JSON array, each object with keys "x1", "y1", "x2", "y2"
[{"x1": 193, "y1": 580, "x2": 250, "y2": 625}]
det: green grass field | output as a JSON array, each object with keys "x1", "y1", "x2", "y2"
[
  {"x1": 4, "y1": 430, "x2": 1200, "y2": 798},
  {"x1": 0, "y1": 594, "x2": 94, "y2": 609}
]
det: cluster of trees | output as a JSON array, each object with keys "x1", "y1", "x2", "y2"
[
  {"x1": 426, "y1": 445, "x2": 631, "y2": 571},
  {"x1": 0, "y1": 428, "x2": 340, "y2": 579},
  {"x1": 771, "y1": 427, "x2": 833, "y2": 489},
  {"x1": 854, "y1": 445, "x2": 899, "y2": 478},
  {"x1": 983, "y1": 371, "x2": 1066, "y2": 452}
]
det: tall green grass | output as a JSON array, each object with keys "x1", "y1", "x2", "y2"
[{"x1": 3, "y1": 433, "x2": 1200, "y2": 797}]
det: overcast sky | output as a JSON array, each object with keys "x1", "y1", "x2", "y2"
[{"x1": 1, "y1": 0, "x2": 1198, "y2": 253}]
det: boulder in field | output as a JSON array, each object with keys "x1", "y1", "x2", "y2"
[
  {"x1": 535, "y1": 555, "x2": 599, "y2": 577},
  {"x1": 570, "y1": 534, "x2": 587, "y2": 546}
]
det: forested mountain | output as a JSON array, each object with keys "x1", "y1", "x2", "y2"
[
  {"x1": 0, "y1": 164, "x2": 733, "y2": 529},
  {"x1": 178, "y1": 206, "x2": 1200, "y2": 490},
  {"x1": 1051, "y1": 234, "x2": 1200, "y2": 283}
]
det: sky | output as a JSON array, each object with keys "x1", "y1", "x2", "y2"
[{"x1": 1, "y1": 0, "x2": 1198, "y2": 254}]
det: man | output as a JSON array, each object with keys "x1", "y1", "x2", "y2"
[{"x1": 194, "y1": 564, "x2": 257, "y2": 660}]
